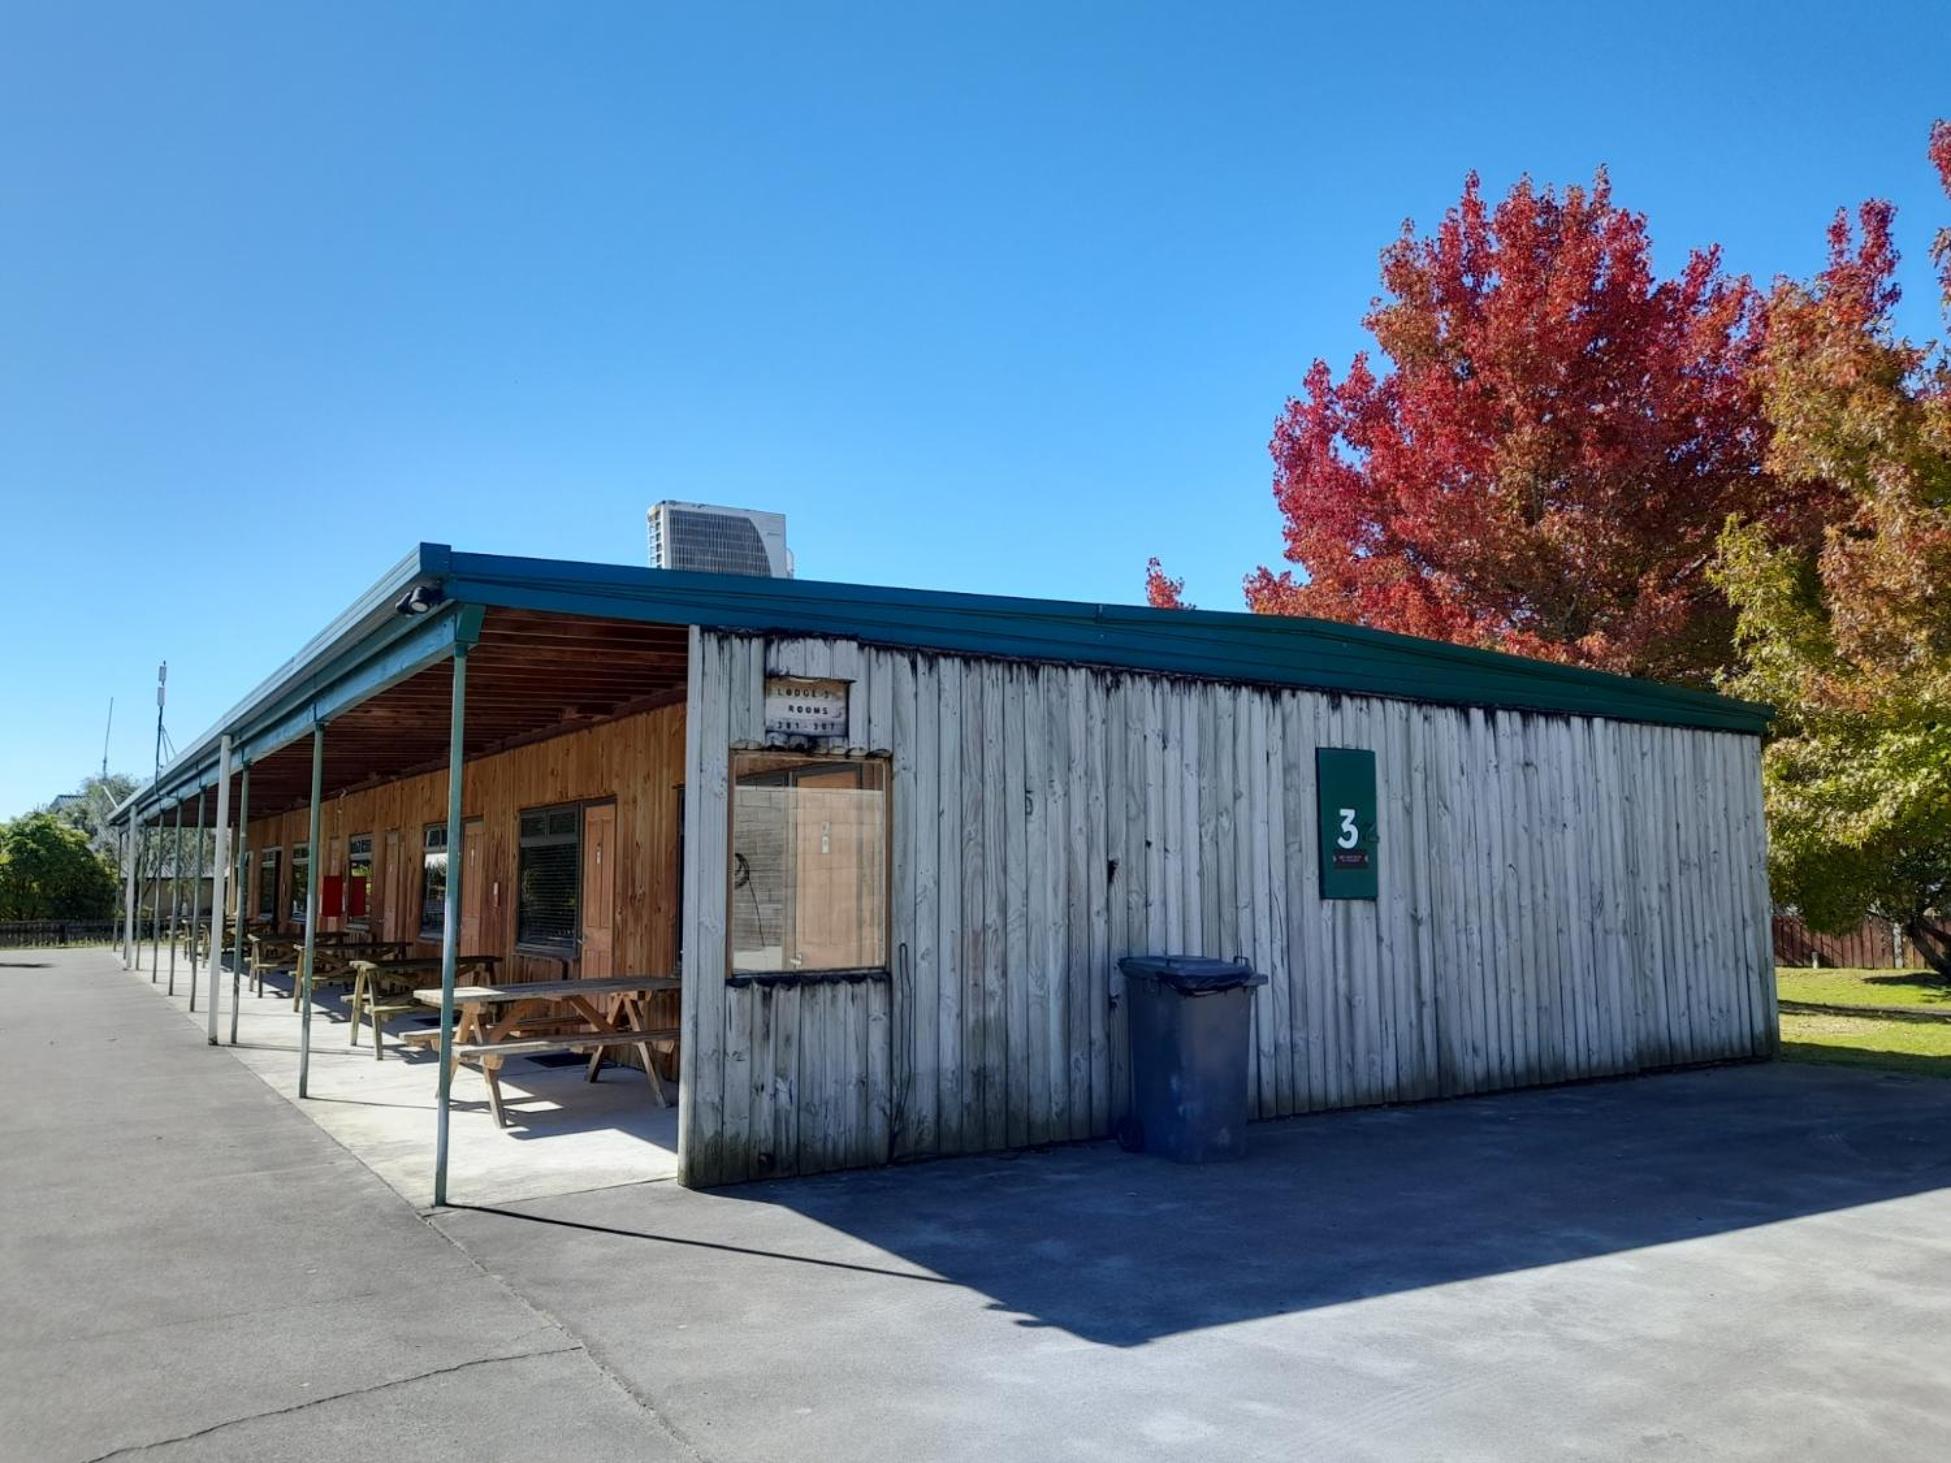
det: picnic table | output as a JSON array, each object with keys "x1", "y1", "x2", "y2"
[
  {"x1": 243, "y1": 935, "x2": 411, "y2": 1006},
  {"x1": 245, "y1": 933, "x2": 301, "y2": 996},
  {"x1": 411, "y1": 975, "x2": 681, "y2": 1127},
  {"x1": 346, "y1": 955, "x2": 500, "y2": 1060},
  {"x1": 288, "y1": 940, "x2": 412, "y2": 1011}
]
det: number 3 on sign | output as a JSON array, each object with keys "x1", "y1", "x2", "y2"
[
  {"x1": 1337, "y1": 808, "x2": 1359, "y2": 849},
  {"x1": 1316, "y1": 746, "x2": 1377, "y2": 900}
]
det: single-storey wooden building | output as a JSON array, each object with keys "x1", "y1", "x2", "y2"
[{"x1": 113, "y1": 544, "x2": 1777, "y2": 1192}]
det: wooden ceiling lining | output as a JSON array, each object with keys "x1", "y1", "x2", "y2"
[{"x1": 166, "y1": 608, "x2": 691, "y2": 823}]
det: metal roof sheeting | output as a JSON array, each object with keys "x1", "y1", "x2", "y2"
[
  {"x1": 115, "y1": 541, "x2": 1770, "y2": 823},
  {"x1": 442, "y1": 548, "x2": 1771, "y2": 735}
]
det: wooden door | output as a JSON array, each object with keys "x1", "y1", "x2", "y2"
[
  {"x1": 577, "y1": 807, "x2": 616, "y2": 979},
  {"x1": 580, "y1": 803, "x2": 616, "y2": 977},
  {"x1": 384, "y1": 830, "x2": 407, "y2": 942},
  {"x1": 327, "y1": 834, "x2": 345, "y2": 931},
  {"x1": 461, "y1": 820, "x2": 485, "y2": 953}
]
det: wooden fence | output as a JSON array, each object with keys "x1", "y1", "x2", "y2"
[{"x1": 1771, "y1": 914, "x2": 1919, "y2": 969}]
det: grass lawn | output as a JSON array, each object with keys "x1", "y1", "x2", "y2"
[
  {"x1": 1780, "y1": 1011, "x2": 1951, "y2": 1078},
  {"x1": 1774, "y1": 965, "x2": 1951, "y2": 1077},
  {"x1": 1774, "y1": 965, "x2": 1951, "y2": 1009}
]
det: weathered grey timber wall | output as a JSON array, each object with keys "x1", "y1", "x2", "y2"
[{"x1": 677, "y1": 629, "x2": 1777, "y2": 1187}]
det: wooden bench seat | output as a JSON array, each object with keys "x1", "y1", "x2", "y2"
[
  {"x1": 452, "y1": 1026, "x2": 678, "y2": 1127},
  {"x1": 450, "y1": 1027, "x2": 678, "y2": 1061}
]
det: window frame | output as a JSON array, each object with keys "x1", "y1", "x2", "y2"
[
  {"x1": 288, "y1": 843, "x2": 310, "y2": 924},
  {"x1": 345, "y1": 832, "x2": 375, "y2": 929},
  {"x1": 515, "y1": 801, "x2": 583, "y2": 956},
  {"x1": 727, "y1": 752, "x2": 892, "y2": 981},
  {"x1": 255, "y1": 847, "x2": 281, "y2": 923},
  {"x1": 419, "y1": 824, "x2": 448, "y2": 940}
]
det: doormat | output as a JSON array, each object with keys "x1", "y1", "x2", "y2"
[{"x1": 525, "y1": 1052, "x2": 589, "y2": 1069}]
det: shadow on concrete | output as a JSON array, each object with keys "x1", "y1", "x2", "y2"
[
  {"x1": 449, "y1": 1203, "x2": 952, "y2": 1285},
  {"x1": 469, "y1": 1062, "x2": 1951, "y2": 1347}
]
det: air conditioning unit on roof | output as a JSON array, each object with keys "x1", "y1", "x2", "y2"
[{"x1": 646, "y1": 501, "x2": 792, "y2": 578}]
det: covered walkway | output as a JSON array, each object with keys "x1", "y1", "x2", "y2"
[{"x1": 138, "y1": 942, "x2": 680, "y2": 1207}]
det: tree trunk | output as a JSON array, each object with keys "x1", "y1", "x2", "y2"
[{"x1": 1903, "y1": 918, "x2": 1951, "y2": 977}]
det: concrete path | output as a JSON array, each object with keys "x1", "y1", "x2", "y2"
[
  {"x1": 0, "y1": 948, "x2": 689, "y2": 1462},
  {"x1": 11, "y1": 947, "x2": 1951, "y2": 1460},
  {"x1": 128, "y1": 938, "x2": 679, "y2": 1208},
  {"x1": 435, "y1": 1059, "x2": 1951, "y2": 1462}
]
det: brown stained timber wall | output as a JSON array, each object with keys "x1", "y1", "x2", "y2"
[
  {"x1": 679, "y1": 630, "x2": 1777, "y2": 1188},
  {"x1": 243, "y1": 702, "x2": 685, "y2": 993}
]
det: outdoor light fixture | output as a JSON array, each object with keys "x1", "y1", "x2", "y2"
[{"x1": 394, "y1": 583, "x2": 445, "y2": 616}]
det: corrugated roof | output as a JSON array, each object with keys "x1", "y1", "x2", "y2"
[
  {"x1": 442, "y1": 547, "x2": 1771, "y2": 734},
  {"x1": 114, "y1": 542, "x2": 1770, "y2": 823}
]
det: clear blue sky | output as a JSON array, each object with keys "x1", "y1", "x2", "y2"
[{"x1": 3, "y1": 1, "x2": 1947, "y2": 817}]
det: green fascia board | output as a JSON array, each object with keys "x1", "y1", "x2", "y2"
[
  {"x1": 112, "y1": 545, "x2": 461, "y2": 824},
  {"x1": 236, "y1": 603, "x2": 483, "y2": 767},
  {"x1": 113, "y1": 539, "x2": 1769, "y2": 830},
  {"x1": 440, "y1": 548, "x2": 1771, "y2": 736}
]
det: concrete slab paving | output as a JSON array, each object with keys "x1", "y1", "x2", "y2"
[
  {"x1": 0, "y1": 948, "x2": 690, "y2": 1463},
  {"x1": 13, "y1": 945, "x2": 1951, "y2": 1461},
  {"x1": 434, "y1": 1060, "x2": 1951, "y2": 1461},
  {"x1": 125, "y1": 939, "x2": 679, "y2": 1208},
  {"x1": 114, "y1": 1350, "x2": 679, "y2": 1463}
]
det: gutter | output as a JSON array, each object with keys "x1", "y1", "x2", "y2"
[{"x1": 109, "y1": 544, "x2": 450, "y2": 825}]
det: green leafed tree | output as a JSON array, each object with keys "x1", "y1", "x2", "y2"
[
  {"x1": 0, "y1": 812, "x2": 121, "y2": 921},
  {"x1": 1715, "y1": 121, "x2": 1951, "y2": 972},
  {"x1": 51, "y1": 772, "x2": 138, "y2": 858}
]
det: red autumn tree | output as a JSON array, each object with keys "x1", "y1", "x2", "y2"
[
  {"x1": 1144, "y1": 556, "x2": 1188, "y2": 609},
  {"x1": 1193, "y1": 170, "x2": 1827, "y2": 685}
]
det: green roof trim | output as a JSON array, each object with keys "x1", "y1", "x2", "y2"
[
  {"x1": 441, "y1": 547, "x2": 1771, "y2": 736},
  {"x1": 115, "y1": 541, "x2": 1769, "y2": 825}
]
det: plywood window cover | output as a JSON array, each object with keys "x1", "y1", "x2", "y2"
[{"x1": 728, "y1": 751, "x2": 891, "y2": 983}]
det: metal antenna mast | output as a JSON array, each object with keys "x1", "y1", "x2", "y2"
[
  {"x1": 153, "y1": 663, "x2": 167, "y2": 785},
  {"x1": 101, "y1": 697, "x2": 114, "y2": 780}
]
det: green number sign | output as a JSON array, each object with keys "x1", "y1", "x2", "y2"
[{"x1": 1316, "y1": 747, "x2": 1378, "y2": 900}]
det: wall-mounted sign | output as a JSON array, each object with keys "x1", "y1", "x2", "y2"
[
  {"x1": 1316, "y1": 747, "x2": 1378, "y2": 900},
  {"x1": 764, "y1": 677, "x2": 850, "y2": 738}
]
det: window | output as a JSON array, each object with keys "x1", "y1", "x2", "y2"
[
  {"x1": 346, "y1": 834, "x2": 374, "y2": 927},
  {"x1": 420, "y1": 825, "x2": 448, "y2": 938},
  {"x1": 517, "y1": 804, "x2": 581, "y2": 952},
  {"x1": 256, "y1": 849, "x2": 280, "y2": 922},
  {"x1": 731, "y1": 754, "x2": 888, "y2": 974},
  {"x1": 289, "y1": 844, "x2": 310, "y2": 923}
]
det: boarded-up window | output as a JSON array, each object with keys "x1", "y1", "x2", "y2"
[
  {"x1": 346, "y1": 834, "x2": 374, "y2": 926},
  {"x1": 256, "y1": 849, "x2": 280, "y2": 921},
  {"x1": 730, "y1": 754, "x2": 888, "y2": 974},
  {"x1": 289, "y1": 844, "x2": 310, "y2": 923},
  {"x1": 420, "y1": 825, "x2": 448, "y2": 938},
  {"x1": 518, "y1": 805, "x2": 581, "y2": 951}
]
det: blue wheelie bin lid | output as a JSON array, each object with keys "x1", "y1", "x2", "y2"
[{"x1": 1117, "y1": 955, "x2": 1267, "y2": 993}]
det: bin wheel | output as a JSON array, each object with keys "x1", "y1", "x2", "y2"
[{"x1": 1115, "y1": 1115, "x2": 1144, "y2": 1153}]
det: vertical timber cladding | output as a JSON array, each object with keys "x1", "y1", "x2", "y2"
[{"x1": 679, "y1": 629, "x2": 1778, "y2": 1189}]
